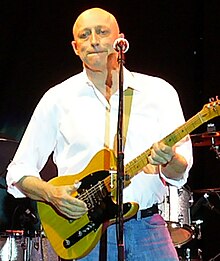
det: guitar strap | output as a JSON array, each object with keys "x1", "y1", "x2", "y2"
[
  {"x1": 123, "y1": 87, "x2": 134, "y2": 146},
  {"x1": 113, "y1": 87, "x2": 134, "y2": 154},
  {"x1": 99, "y1": 87, "x2": 134, "y2": 261}
]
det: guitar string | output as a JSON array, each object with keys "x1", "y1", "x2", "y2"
[
  {"x1": 76, "y1": 139, "x2": 184, "y2": 208},
  {"x1": 75, "y1": 133, "x2": 175, "y2": 204},
  {"x1": 77, "y1": 125, "x2": 188, "y2": 205},
  {"x1": 76, "y1": 119, "x2": 191, "y2": 203},
  {"x1": 75, "y1": 105, "x2": 219, "y2": 206},
  {"x1": 75, "y1": 155, "x2": 146, "y2": 206},
  {"x1": 77, "y1": 177, "x2": 111, "y2": 208},
  {"x1": 74, "y1": 116, "x2": 199, "y2": 205}
]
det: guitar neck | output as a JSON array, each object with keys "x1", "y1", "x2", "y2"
[{"x1": 124, "y1": 109, "x2": 216, "y2": 183}]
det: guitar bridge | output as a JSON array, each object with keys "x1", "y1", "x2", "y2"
[{"x1": 110, "y1": 169, "x2": 117, "y2": 190}]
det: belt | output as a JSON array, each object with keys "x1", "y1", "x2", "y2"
[{"x1": 132, "y1": 204, "x2": 159, "y2": 220}]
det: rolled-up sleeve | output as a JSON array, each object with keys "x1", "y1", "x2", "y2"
[{"x1": 6, "y1": 90, "x2": 57, "y2": 198}]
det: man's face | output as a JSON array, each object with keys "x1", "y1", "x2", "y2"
[{"x1": 72, "y1": 9, "x2": 121, "y2": 71}]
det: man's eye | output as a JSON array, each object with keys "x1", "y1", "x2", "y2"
[
  {"x1": 100, "y1": 30, "x2": 107, "y2": 34},
  {"x1": 79, "y1": 32, "x2": 90, "y2": 39},
  {"x1": 97, "y1": 29, "x2": 109, "y2": 35}
]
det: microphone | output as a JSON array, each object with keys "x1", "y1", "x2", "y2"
[{"x1": 113, "y1": 38, "x2": 129, "y2": 53}]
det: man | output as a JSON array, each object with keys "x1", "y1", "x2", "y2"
[{"x1": 7, "y1": 7, "x2": 193, "y2": 260}]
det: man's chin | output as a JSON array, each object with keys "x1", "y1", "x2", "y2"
[{"x1": 84, "y1": 62, "x2": 107, "y2": 72}]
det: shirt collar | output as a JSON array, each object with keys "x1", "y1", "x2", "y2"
[
  {"x1": 123, "y1": 67, "x2": 140, "y2": 92},
  {"x1": 82, "y1": 67, "x2": 141, "y2": 93}
]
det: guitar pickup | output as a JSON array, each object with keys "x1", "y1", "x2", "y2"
[{"x1": 63, "y1": 222, "x2": 96, "y2": 249}]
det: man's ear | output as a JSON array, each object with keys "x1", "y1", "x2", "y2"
[{"x1": 71, "y1": 40, "x2": 79, "y2": 56}]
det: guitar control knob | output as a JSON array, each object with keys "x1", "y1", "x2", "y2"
[
  {"x1": 64, "y1": 239, "x2": 71, "y2": 247},
  {"x1": 78, "y1": 230, "x2": 83, "y2": 237}
]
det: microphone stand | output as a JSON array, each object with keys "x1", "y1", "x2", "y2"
[{"x1": 116, "y1": 45, "x2": 126, "y2": 261}]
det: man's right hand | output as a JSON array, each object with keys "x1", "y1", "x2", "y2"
[
  {"x1": 49, "y1": 182, "x2": 88, "y2": 219},
  {"x1": 15, "y1": 176, "x2": 88, "y2": 219}
]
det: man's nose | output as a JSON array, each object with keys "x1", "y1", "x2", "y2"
[{"x1": 90, "y1": 32, "x2": 99, "y2": 46}]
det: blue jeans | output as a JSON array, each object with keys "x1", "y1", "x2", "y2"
[{"x1": 78, "y1": 214, "x2": 179, "y2": 261}]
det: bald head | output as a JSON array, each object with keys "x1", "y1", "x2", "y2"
[
  {"x1": 73, "y1": 8, "x2": 120, "y2": 39},
  {"x1": 71, "y1": 7, "x2": 124, "y2": 73}
]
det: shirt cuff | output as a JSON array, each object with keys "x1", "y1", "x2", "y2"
[{"x1": 6, "y1": 162, "x2": 41, "y2": 198}]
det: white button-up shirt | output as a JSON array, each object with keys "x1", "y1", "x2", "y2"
[{"x1": 7, "y1": 68, "x2": 193, "y2": 210}]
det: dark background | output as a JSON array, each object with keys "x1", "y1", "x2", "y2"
[{"x1": 0, "y1": 1, "x2": 220, "y2": 260}]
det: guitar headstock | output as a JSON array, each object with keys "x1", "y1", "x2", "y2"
[{"x1": 200, "y1": 96, "x2": 220, "y2": 122}]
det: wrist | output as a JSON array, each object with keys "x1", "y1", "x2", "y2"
[{"x1": 161, "y1": 153, "x2": 187, "y2": 180}]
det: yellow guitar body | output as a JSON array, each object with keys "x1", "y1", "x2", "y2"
[{"x1": 37, "y1": 149, "x2": 139, "y2": 259}]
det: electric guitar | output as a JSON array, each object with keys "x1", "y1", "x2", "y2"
[{"x1": 37, "y1": 99, "x2": 220, "y2": 260}]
